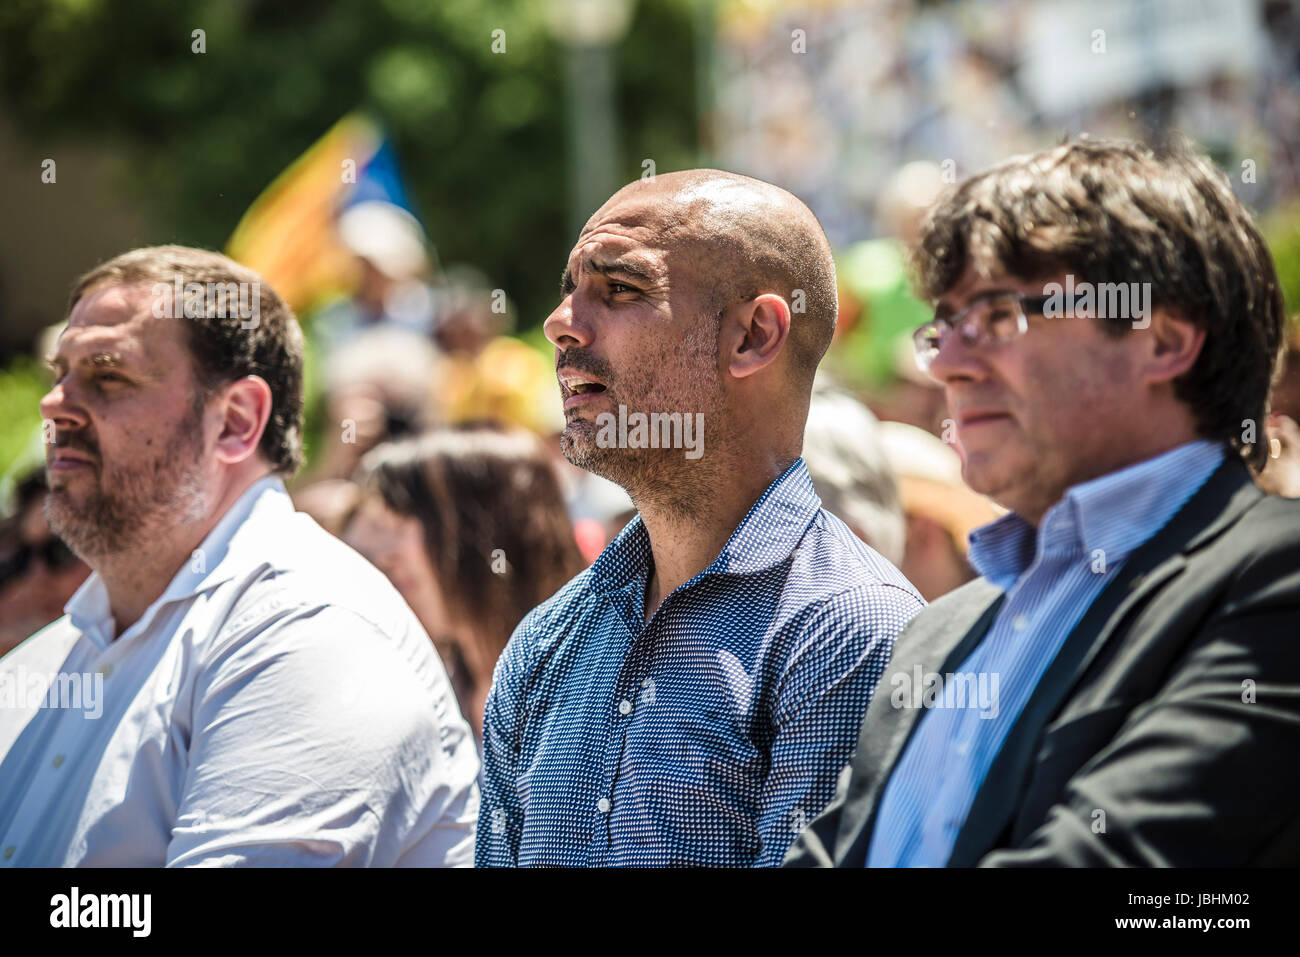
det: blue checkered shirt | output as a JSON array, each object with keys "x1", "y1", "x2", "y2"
[{"x1": 477, "y1": 458, "x2": 924, "y2": 866}]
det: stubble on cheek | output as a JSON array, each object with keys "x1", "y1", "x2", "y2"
[{"x1": 45, "y1": 409, "x2": 209, "y2": 558}]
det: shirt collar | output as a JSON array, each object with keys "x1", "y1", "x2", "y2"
[
  {"x1": 588, "y1": 457, "x2": 823, "y2": 595},
  {"x1": 969, "y1": 440, "x2": 1226, "y2": 584},
  {"x1": 65, "y1": 475, "x2": 292, "y2": 647}
]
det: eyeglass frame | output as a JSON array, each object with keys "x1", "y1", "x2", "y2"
[{"x1": 912, "y1": 291, "x2": 1055, "y2": 372}]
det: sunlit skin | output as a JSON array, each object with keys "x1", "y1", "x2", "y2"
[
  {"x1": 543, "y1": 173, "x2": 810, "y2": 622},
  {"x1": 40, "y1": 282, "x2": 274, "y2": 636},
  {"x1": 926, "y1": 265, "x2": 1208, "y2": 525}
]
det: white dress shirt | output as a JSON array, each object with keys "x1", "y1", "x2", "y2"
[{"x1": 0, "y1": 475, "x2": 479, "y2": 867}]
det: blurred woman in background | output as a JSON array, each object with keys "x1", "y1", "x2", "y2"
[{"x1": 343, "y1": 425, "x2": 585, "y2": 741}]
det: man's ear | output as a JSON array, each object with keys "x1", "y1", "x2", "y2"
[
  {"x1": 212, "y1": 375, "x2": 273, "y2": 465},
  {"x1": 1138, "y1": 307, "x2": 1206, "y2": 385},
  {"x1": 724, "y1": 293, "x2": 791, "y2": 380}
]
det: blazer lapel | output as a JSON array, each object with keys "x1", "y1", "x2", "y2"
[
  {"x1": 835, "y1": 577, "x2": 1005, "y2": 865},
  {"x1": 947, "y1": 457, "x2": 1263, "y2": 866}
]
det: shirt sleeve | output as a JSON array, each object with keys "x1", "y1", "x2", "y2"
[
  {"x1": 755, "y1": 582, "x2": 923, "y2": 867},
  {"x1": 475, "y1": 617, "x2": 536, "y2": 867},
  {"x1": 165, "y1": 602, "x2": 479, "y2": 867},
  {"x1": 979, "y1": 541, "x2": 1300, "y2": 866}
]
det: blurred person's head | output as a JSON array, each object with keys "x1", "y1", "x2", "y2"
[
  {"x1": 0, "y1": 469, "x2": 91, "y2": 655},
  {"x1": 879, "y1": 421, "x2": 1000, "y2": 601},
  {"x1": 878, "y1": 160, "x2": 946, "y2": 247},
  {"x1": 337, "y1": 201, "x2": 434, "y2": 314},
  {"x1": 1268, "y1": 319, "x2": 1300, "y2": 421},
  {"x1": 343, "y1": 426, "x2": 585, "y2": 735},
  {"x1": 802, "y1": 380, "x2": 905, "y2": 565},
  {"x1": 912, "y1": 138, "x2": 1285, "y2": 524},
  {"x1": 433, "y1": 267, "x2": 509, "y2": 357},
  {"x1": 42, "y1": 246, "x2": 303, "y2": 562},
  {"x1": 544, "y1": 169, "x2": 838, "y2": 515},
  {"x1": 319, "y1": 326, "x2": 440, "y2": 478}
]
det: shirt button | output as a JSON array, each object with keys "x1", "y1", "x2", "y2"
[
  {"x1": 618, "y1": 699, "x2": 632, "y2": 716},
  {"x1": 597, "y1": 798, "x2": 611, "y2": 814},
  {"x1": 51, "y1": 754, "x2": 65, "y2": 768},
  {"x1": 3, "y1": 846, "x2": 13, "y2": 860},
  {"x1": 1012, "y1": 614, "x2": 1029, "y2": 631}
]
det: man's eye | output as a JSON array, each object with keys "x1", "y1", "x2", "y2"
[{"x1": 608, "y1": 282, "x2": 637, "y2": 295}]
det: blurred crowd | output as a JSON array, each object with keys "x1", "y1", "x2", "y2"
[
  {"x1": 6, "y1": 0, "x2": 1300, "y2": 748},
  {"x1": 715, "y1": 0, "x2": 1300, "y2": 246}
]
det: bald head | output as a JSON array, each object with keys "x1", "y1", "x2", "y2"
[{"x1": 588, "y1": 170, "x2": 838, "y2": 385}]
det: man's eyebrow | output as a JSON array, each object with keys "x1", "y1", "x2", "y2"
[
  {"x1": 935, "y1": 287, "x2": 1021, "y2": 317},
  {"x1": 560, "y1": 256, "x2": 656, "y2": 294},
  {"x1": 45, "y1": 352, "x2": 126, "y2": 373}
]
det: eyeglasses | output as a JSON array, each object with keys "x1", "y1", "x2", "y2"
[
  {"x1": 912, "y1": 292, "x2": 1053, "y2": 372},
  {"x1": 0, "y1": 538, "x2": 79, "y2": 586}
]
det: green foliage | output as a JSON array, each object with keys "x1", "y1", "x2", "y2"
[
  {"x1": 1262, "y1": 202, "x2": 1300, "y2": 323},
  {"x1": 0, "y1": 0, "x2": 701, "y2": 329},
  {"x1": 0, "y1": 356, "x2": 49, "y2": 482}
]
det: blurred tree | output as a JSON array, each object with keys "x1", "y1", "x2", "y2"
[{"x1": 0, "y1": 0, "x2": 701, "y2": 330}]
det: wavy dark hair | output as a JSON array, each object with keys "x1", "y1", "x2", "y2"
[
  {"x1": 911, "y1": 137, "x2": 1287, "y2": 468},
  {"x1": 355, "y1": 425, "x2": 585, "y2": 667}
]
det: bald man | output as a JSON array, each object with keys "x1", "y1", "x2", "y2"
[{"x1": 476, "y1": 170, "x2": 924, "y2": 867}]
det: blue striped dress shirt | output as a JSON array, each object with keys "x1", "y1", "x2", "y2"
[{"x1": 866, "y1": 439, "x2": 1226, "y2": 867}]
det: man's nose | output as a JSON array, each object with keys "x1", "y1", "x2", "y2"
[
  {"x1": 38, "y1": 378, "x2": 89, "y2": 434},
  {"x1": 926, "y1": 327, "x2": 987, "y2": 386},
  {"x1": 543, "y1": 297, "x2": 593, "y2": 350}
]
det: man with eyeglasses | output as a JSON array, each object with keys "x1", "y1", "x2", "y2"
[{"x1": 786, "y1": 138, "x2": 1300, "y2": 867}]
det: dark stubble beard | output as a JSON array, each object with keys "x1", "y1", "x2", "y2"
[
  {"x1": 45, "y1": 397, "x2": 211, "y2": 561},
  {"x1": 560, "y1": 320, "x2": 734, "y2": 521}
]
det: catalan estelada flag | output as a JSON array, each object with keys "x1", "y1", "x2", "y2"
[{"x1": 226, "y1": 113, "x2": 417, "y2": 316}]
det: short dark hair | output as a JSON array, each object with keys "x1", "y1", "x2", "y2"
[
  {"x1": 912, "y1": 138, "x2": 1287, "y2": 468},
  {"x1": 69, "y1": 245, "x2": 305, "y2": 474}
]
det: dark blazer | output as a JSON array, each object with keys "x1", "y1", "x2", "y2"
[{"x1": 785, "y1": 457, "x2": 1300, "y2": 866}]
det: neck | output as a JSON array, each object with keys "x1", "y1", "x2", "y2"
[
  {"x1": 637, "y1": 445, "x2": 795, "y2": 623},
  {"x1": 1016, "y1": 424, "x2": 1208, "y2": 527},
  {"x1": 93, "y1": 468, "x2": 271, "y2": 638}
]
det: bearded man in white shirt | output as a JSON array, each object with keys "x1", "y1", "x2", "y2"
[{"x1": 0, "y1": 246, "x2": 479, "y2": 867}]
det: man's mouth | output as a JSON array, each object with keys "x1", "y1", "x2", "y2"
[
  {"x1": 48, "y1": 450, "x2": 97, "y2": 473},
  {"x1": 957, "y1": 408, "x2": 1012, "y2": 429},
  {"x1": 558, "y1": 370, "x2": 609, "y2": 409}
]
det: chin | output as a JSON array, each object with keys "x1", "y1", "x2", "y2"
[{"x1": 961, "y1": 454, "x2": 1015, "y2": 500}]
